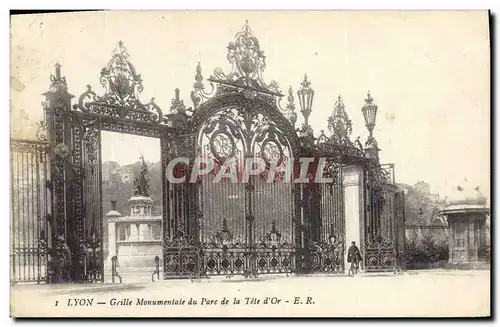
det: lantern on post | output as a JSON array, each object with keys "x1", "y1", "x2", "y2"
[
  {"x1": 297, "y1": 74, "x2": 314, "y2": 127},
  {"x1": 361, "y1": 91, "x2": 378, "y2": 139},
  {"x1": 361, "y1": 91, "x2": 380, "y2": 160}
]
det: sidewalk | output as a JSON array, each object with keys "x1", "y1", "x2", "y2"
[
  {"x1": 10, "y1": 268, "x2": 490, "y2": 296},
  {"x1": 11, "y1": 281, "x2": 147, "y2": 296},
  {"x1": 10, "y1": 268, "x2": 490, "y2": 318}
]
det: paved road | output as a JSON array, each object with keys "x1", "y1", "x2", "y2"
[{"x1": 11, "y1": 270, "x2": 490, "y2": 318}]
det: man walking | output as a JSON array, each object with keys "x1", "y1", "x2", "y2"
[{"x1": 347, "y1": 241, "x2": 362, "y2": 276}]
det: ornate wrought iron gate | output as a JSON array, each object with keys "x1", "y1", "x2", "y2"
[
  {"x1": 195, "y1": 99, "x2": 299, "y2": 278},
  {"x1": 21, "y1": 21, "x2": 405, "y2": 283},
  {"x1": 162, "y1": 134, "x2": 200, "y2": 279},
  {"x1": 305, "y1": 162, "x2": 345, "y2": 274},
  {"x1": 10, "y1": 139, "x2": 49, "y2": 283},
  {"x1": 364, "y1": 164, "x2": 403, "y2": 272},
  {"x1": 393, "y1": 190, "x2": 406, "y2": 270}
]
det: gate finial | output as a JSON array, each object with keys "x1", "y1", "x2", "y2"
[
  {"x1": 243, "y1": 20, "x2": 250, "y2": 34},
  {"x1": 55, "y1": 62, "x2": 61, "y2": 79},
  {"x1": 46, "y1": 62, "x2": 69, "y2": 93},
  {"x1": 286, "y1": 86, "x2": 297, "y2": 127},
  {"x1": 191, "y1": 62, "x2": 216, "y2": 109},
  {"x1": 209, "y1": 20, "x2": 282, "y2": 97},
  {"x1": 193, "y1": 63, "x2": 204, "y2": 91},
  {"x1": 175, "y1": 88, "x2": 180, "y2": 101},
  {"x1": 326, "y1": 95, "x2": 353, "y2": 143}
]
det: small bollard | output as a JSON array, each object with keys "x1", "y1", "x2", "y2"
[
  {"x1": 111, "y1": 256, "x2": 123, "y2": 284},
  {"x1": 152, "y1": 256, "x2": 160, "y2": 282}
]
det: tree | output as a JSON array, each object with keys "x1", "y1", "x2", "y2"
[
  {"x1": 397, "y1": 182, "x2": 446, "y2": 225},
  {"x1": 404, "y1": 235, "x2": 449, "y2": 269}
]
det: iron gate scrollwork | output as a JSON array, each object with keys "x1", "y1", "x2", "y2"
[
  {"x1": 364, "y1": 236, "x2": 395, "y2": 272},
  {"x1": 302, "y1": 160, "x2": 345, "y2": 274},
  {"x1": 305, "y1": 237, "x2": 345, "y2": 274},
  {"x1": 364, "y1": 164, "x2": 400, "y2": 272},
  {"x1": 162, "y1": 133, "x2": 201, "y2": 279},
  {"x1": 70, "y1": 116, "x2": 104, "y2": 282},
  {"x1": 163, "y1": 231, "x2": 199, "y2": 279},
  {"x1": 195, "y1": 97, "x2": 299, "y2": 277},
  {"x1": 202, "y1": 218, "x2": 247, "y2": 276}
]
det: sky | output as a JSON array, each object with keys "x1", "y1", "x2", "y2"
[
  {"x1": 101, "y1": 131, "x2": 160, "y2": 165},
  {"x1": 10, "y1": 11, "x2": 490, "y2": 199}
]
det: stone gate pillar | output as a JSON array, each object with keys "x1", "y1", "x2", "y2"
[{"x1": 343, "y1": 165, "x2": 365, "y2": 273}]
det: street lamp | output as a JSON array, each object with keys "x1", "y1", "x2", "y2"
[
  {"x1": 361, "y1": 91, "x2": 380, "y2": 161},
  {"x1": 297, "y1": 74, "x2": 314, "y2": 127},
  {"x1": 361, "y1": 91, "x2": 378, "y2": 139}
]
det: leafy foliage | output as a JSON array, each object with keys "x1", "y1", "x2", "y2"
[
  {"x1": 404, "y1": 235, "x2": 449, "y2": 269},
  {"x1": 397, "y1": 182, "x2": 446, "y2": 225}
]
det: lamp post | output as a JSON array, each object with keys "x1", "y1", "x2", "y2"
[
  {"x1": 361, "y1": 91, "x2": 378, "y2": 140},
  {"x1": 297, "y1": 74, "x2": 314, "y2": 127},
  {"x1": 361, "y1": 91, "x2": 380, "y2": 160}
]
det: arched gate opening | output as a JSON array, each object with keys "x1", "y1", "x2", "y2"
[{"x1": 192, "y1": 94, "x2": 299, "y2": 277}]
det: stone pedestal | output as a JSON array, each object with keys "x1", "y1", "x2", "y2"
[
  {"x1": 343, "y1": 165, "x2": 365, "y2": 273},
  {"x1": 114, "y1": 241, "x2": 163, "y2": 268},
  {"x1": 103, "y1": 195, "x2": 163, "y2": 278},
  {"x1": 105, "y1": 217, "x2": 163, "y2": 269}
]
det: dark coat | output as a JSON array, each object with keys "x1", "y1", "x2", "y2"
[{"x1": 347, "y1": 245, "x2": 362, "y2": 263}]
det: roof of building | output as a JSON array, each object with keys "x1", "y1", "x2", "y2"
[
  {"x1": 105, "y1": 210, "x2": 122, "y2": 217},
  {"x1": 441, "y1": 204, "x2": 489, "y2": 214},
  {"x1": 442, "y1": 179, "x2": 489, "y2": 215}
]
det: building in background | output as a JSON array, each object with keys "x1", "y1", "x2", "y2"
[
  {"x1": 102, "y1": 161, "x2": 120, "y2": 184},
  {"x1": 414, "y1": 181, "x2": 441, "y2": 204},
  {"x1": 439, "y1": 182, "x2": 490, "y2": 267},
  {"x1": 119, "y1": 166, "x2": 134, "y2": 184}
]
